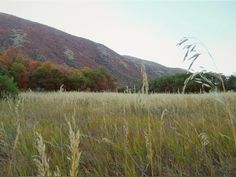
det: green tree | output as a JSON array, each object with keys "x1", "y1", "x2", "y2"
[
  {"x1": 149, "y1": 73, "x2": 209, "y2": 93},
  {"x1": 29, "y1": 63, "x2": 65, "y2": 91},
  {"x1": 65, "y1": 74, "x2": 86, "y2": 91},
  {"x1": 0, "y1": 75, "x2": 19, "y2": 99},
  {"x1": 0, "y1": 65, "x2": 9, "y2": 76},
  {"x1": 226, "y1": 75, "x2": 236, "y2": 91},
  {"x1": 9, "y1": 62, "x2": 26, "y2": 83},
  {"x1": 78, "y1": 67, "x2": 116, "y2": 91}
]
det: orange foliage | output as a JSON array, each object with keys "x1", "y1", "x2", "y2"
[
  {"x1": 0, "y1": 48, "x2": 117, "y2": 91},
  {"x1": 28, "y1": 61, "x2": 39, "y2": 73}
]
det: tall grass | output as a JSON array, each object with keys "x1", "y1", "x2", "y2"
[{"x1": 0, "y1": 92, "x2": 236, "y2": 176}]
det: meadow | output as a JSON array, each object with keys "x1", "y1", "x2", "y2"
[{"x1": 0, "y1": 92, "x2": 236, "y2": 176}]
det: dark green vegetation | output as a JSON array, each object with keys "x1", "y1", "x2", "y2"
[
  {"x1": 149, "y1": 73, "x2": 236, "y2": 93},
  {"x1": 0, "y1": 74, "x2": 19, "y2": 99},
  {"x1": 0, "y1": 92, "x2": 236, "y2": 176}
]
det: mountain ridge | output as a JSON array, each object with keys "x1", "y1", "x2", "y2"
[{"x1": 0, "y1": 12, "x2": 185, "y2": 86}]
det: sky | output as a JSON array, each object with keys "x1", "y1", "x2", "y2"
[{"x1": 0, "y1": 0, "x2": 236, "y2": 75}]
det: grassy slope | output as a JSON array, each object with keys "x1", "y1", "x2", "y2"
[{"x1": 0, "y1": 92, "x2": 236, "y2": 176}]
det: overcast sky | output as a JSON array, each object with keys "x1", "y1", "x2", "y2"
[{"x1": 1, "y1": 0, "x2": 236, "y2": 75}]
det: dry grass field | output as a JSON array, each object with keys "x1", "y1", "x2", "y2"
[{"x1": 0, "y1": 92, "x2": 236, "y2": 176}]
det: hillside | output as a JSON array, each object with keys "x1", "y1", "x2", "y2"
[
  {"x1": 122, "y1": 55, "x2": 185, "y2": 79},
  {"x1": 0, "y1": 12, "x2": 184, "y2": 86}
]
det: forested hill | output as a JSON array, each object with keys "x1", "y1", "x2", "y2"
[{"x1": 0, "y1": 12, "x2": 184, "y2": 86}]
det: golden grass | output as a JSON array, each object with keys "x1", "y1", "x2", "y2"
[
  {"x1": 68, "y1": 120, "x2": 81, "y2": 177},
  {"x1": 0, "y1": 92, "x2": 236, "y2": 176},
  {"x1": 34, "y1": 132, "x2": 51, "y2": 176}
]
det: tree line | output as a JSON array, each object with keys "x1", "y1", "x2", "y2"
[
  {"x1": 149, "y1": 72, "x2": 236, "y2": 93},
  {"x1": 1, "y1": 48, "x2": 235, "y2": 98},
  {"x1": 0, "y1": 48, "x2": 117, "y2": 98}
]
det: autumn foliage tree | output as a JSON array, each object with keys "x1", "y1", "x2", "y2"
[
  {"x1": 65, "y1": 67, "x2": 116, "y2": 91},
  {"x1": 29, "y1": 62, "x2": 66, "y2": 91},
  {"x1": 0, "y1": 48, "x2": 117, "y2": 92}
]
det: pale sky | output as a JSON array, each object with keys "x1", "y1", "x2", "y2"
[{"x1": 0, "y1": 0, "x2": 236, "y2": 75}]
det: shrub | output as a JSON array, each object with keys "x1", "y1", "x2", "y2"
[
  {"x1": 29, "y1": 63, "x2": 66, "y2": 91},
  {"x1": 0, "y1": 75, "x2": 19, "y2": 99}
]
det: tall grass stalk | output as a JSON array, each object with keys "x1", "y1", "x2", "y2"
[
  {"x1": 34, "y1": 132, "x2": 51, "y2": 176},
  {"x1": 123, "y1": 119, "x2": 129, "y2": 176},
  {"x1": 177, "y1": 37, "x2": 226, "y2": 93},
  {"x1": 68, "y1": 121, "x2": 81, "y2": 177},
  {"x1": 141, "y1": 64, "x2": 149, "y2": 94},
  {"x1": 7, "y1": 124, "x2": 20, "y2": 176},
  {"x1": 145, "y1": 110, "x2": 154, "y2": 176}
]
